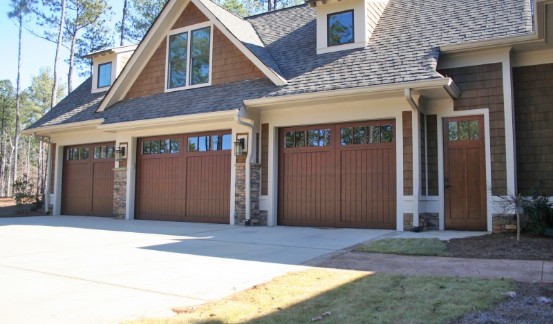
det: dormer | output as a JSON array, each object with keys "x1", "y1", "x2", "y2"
[
  {"x1": 308, "y1": 0, "x2": 389, "y2": 54},
  {"x1": 85, "y1": 45, "x2": 137, "y2": 94}
]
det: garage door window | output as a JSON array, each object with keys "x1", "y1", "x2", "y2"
[
  {"x1": 341, "y1": 124, "x2": 394, "y2": 145},
  {"x1": 94, "y1": 145, "x2": 115, "y2": 159},
  {"x1": 285, "y1": 128, "x2": 331, "y2": 148},
  {"x1": 66, "y1": 147, "x2": 89, "y2": 160},
  {"x1": 188, "y1": 134, "x2": 231, "y2": 152},
  {"x1": 142, "y1": 139, "x2": 180, "y2": 155}
]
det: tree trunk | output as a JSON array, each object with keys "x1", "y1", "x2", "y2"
[
  {"x1": 0, "y1": 97, "x2": 6, "y2": 196},
  {"x1": 268, "y1": 0, "x2": 272, "y2": 12},
  {"x1": 12, "y1": 14, "x2": 23, "y2": 194},
  {"x1": 51, "y1": 0, "x2": 66, "y2": 108},
  {"x1": 120, "y1": 0, "x2": 128, "y2": 46},
  {"x1": 26, "y1": 137, "x2": 31, "y2": 177},
  {"x1": 68, "y1": 32, "x2": 77, "y2": 93}
]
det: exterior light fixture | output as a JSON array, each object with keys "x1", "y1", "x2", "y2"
[
  {"x1": 234, "y1": 135, "x2": 248, "y2": 156},
  {"x1": 115, "y1": 143, "x2": 128, "y2": 162}
]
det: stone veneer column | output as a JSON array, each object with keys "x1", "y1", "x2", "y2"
[
  {"x1": 234, "y1": 163, "x2": 267, "y2": 226},
  {"x1": 113, "y1": 167, "x2": 127, "y2": 219},
  {"x1": 235, "y1": 163, "x2": 246, "y2": 225},
  {"x1": 249, "y1": 164, "x2": 267, "y2": 225}
]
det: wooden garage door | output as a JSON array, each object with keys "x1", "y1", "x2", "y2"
[
  {"x1": 62, "y1": 142, "x2": 115, "y2": 216},
  {"x1": 136, "y1": 131, "x2": 231, "y2": 223},
  {"x1": 278, "y1": 121, "x2": 396, "y2": 229}
]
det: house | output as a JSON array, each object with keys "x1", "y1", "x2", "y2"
[{"x1": 24, "y1": 0, "x2": 553, "y2": 232}]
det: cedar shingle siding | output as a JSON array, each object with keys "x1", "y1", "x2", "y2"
[
  {"x1": 403, "y1": 111, "x2": 413, "y2": 196},
  {"x1": 426, "y1": 114, "x2": 439, "y2": 196},
  {"x1": 514, "y1": 63, "x2": 553, "y2": 195},
  {"x1": 125, "y1": 3, "x2": 264, "y2": 100},
  {"x1": 439, "y1": 63, "x2": 507, "y2": 196}
]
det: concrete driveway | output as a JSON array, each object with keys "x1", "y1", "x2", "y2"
[{"x1": 0, "y1": 216, "x2": 395, "y2": 323}]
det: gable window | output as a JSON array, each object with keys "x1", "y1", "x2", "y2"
[
  {"x1": 327, "y1": 10, "x2": 354, "y2": 46},
  {"x1": 97, "y1": 62, "x2": 112, "y2": 88},
  {"x1": 167, "y1": 23, "x2": 212, "y2": 90}
]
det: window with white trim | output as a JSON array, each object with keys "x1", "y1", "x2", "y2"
[
  {"x1": 166, "y1": 23, "x2": 212, "y2": 91},
  {"x1": 97, "y1": 62, "x2": 112, "y2": 88}
]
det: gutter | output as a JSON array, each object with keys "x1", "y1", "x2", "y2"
[
  {"x1": 234, "y1": 108, "x2": 255, "y2": 225},
  {"x1": 244, "y1": 78, "x2": 460, "y2": 108}
]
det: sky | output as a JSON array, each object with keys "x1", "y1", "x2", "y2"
[{"x1": 0, "y1": 1, "x2": 124, "y2": 94}]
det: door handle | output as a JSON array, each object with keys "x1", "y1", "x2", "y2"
[{"x1": 445, "y1": 178, "x2": 450, "y2": 189}]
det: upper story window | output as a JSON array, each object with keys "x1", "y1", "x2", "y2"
[
  {"x1": 327, "y1": 10, "x2": 354, "y2": 46},
  {"x1": 167, "y1": 22, "x2": 212, "y2": 91},
  {"x1": 97, "y1": 62, "x2": 112, "y2": 88}
]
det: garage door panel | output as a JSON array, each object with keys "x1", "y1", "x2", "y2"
[
  {"x1": 137, "y1": 157, "x2": 184, "y2": 221},
  {"x1": 280, "y1": 150, "x2": 337, "y2": 225},
  {"x1": 62, "y1": 163, "x2": 92, "y2": 215},
  {"x1": 92, "y1": 162, "x2": 115, "y2": 216},
  {"x1": 185, "y1": 154, "x2": 230, "y2": 222},
  {"x1": 279, "y1": 121, "x2": 396, "y2": 229}
]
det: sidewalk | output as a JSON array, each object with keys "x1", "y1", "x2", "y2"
[{"x1": 314, "y1": 251, "x2": 553, "y2": 283}]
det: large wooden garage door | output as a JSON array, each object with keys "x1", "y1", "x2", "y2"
[
  {"x1": 62, "y1": 142, "x2": 115, "y2": 216},
  {"x1": 279, "y1": 121, "x2": 396, "y2": 229},
  {"x1": 136, "y1": 131, "x2": 231, "y2": 223}
]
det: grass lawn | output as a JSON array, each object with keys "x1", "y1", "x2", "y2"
[
  {"x1": 130, "y1": 269, "x2": 513, "y2": 324},
  {"x1": 356, "y1": 238, "x2": 449, "y2": 256}
]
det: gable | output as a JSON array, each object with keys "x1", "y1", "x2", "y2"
[{"x1": 125, "y1": 2, "x2": 265, "y2": 100}]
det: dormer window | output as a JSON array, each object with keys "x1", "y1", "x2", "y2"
[
  {"x1": 97, "y1": 62, "x2": 112, "y2": 88},
  {"x1": 327, "y1": 10, "x2": 354, "y2": 46},
  {"x1": 166, "y1": 22, "x2": 212, "y2": 91}
]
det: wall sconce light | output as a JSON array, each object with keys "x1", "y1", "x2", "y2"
[
  {"x1": 234, "y1": 135, "x2": 247, "y2": 156},
  {"x1": 115, "y1": 143, "x2": 128, "y2": 162}
]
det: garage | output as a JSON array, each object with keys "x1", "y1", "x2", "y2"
[
  {"x1": 62, "y1": 142, "x2": 115, "y2": 216},
  {"x1": 136, "y1": 131, "x2": 232, "y2": 223},
  {"x1": 278, "y1": 120, "x2": 396, "y2": 229}
]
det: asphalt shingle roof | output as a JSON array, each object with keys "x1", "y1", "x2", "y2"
[{"x1": 29, "y1": 0, "x2": 534, "y2": 130}]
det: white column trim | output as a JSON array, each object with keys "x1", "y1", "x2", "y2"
[
  {"x1": 501, "y1": 49, "x2": 517, "y2": 195},
  {"x1": 53, "y1": 144, "x2": 63, "y2": 216},
  {"x1": 125, "y1": 137, "x2": 137, "y2": 220}
]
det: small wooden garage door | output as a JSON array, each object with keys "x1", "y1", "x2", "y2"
[
  {"x1": 136, "y1": 131, "x2": 232, "y2": 223},
  {"x1": 279, "y1": 121, "x2": 396, "y2": 229},
  {"x1": 62, "y1": 142, "x2": 115, "y2": 216}
]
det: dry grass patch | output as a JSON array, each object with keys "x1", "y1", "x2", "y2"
[
  {"x1": 129, "y1": 269, "x2": 513, "y2": 324},
  {"x1": 356, "y1": 238, "x2": 449, "y2": 256}
]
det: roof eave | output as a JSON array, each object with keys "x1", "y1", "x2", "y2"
[
  {"x1": 22, "y1": 119, "x2": 105, "y2": 137},
  {"x1": 244, "y1": 78, "x2": 459, "y2": 109},
  {"x1": 96, "y1": 110, "x2": 237, "y2": 132}
]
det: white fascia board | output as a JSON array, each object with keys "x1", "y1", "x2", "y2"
[
  {"x1": 97, "y1": 0, "x2": 189, "y2": 112},
  {"x1": 191, "y1": 0, "x2": 287, "y2": 86},
  {"x1": 22, "y1": 119, "x2": 105, "y2": 136},
  {"x1": 96, "y1": 110, "x2": 236, "y2": 132},
  {"x1": 244, "y1": 78, "x2": 458, "y2": 109},
  {"x1": 440, "y1": 34, "x2": 539, "y2": 54}
]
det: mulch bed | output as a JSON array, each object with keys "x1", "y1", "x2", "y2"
[
  {"x1": 447, "y1": 233, "x2": 553, "y2": 261},
  {"x1": 0, "y1": 197, "x2": 45, "y2": 217},
  {"x1": 454, "y1": 281, "x2": 553, "y2": 323}
]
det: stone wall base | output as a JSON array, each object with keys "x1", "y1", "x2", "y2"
[
  {"x1": 492, "y1": 214, "x2": 517, "y2": 233},
  {"x1": 403, "y1": 213, "x2": 439, "y2": 231}
]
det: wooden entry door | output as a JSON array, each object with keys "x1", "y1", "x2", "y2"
[{"x1": 443, "y1": 116, "x2": 486, "y2": 230}]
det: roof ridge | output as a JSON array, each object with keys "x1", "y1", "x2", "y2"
[{"x1": 245, "y1": 3, "x2": 307, "y2": 20}]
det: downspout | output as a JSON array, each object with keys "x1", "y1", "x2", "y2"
[
  {"x1": 234, "y1": 108, "x2": 255, "y2": 225},
  {"x1": 404, "y1": 89, "x2": 420, "y2": 228}
]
